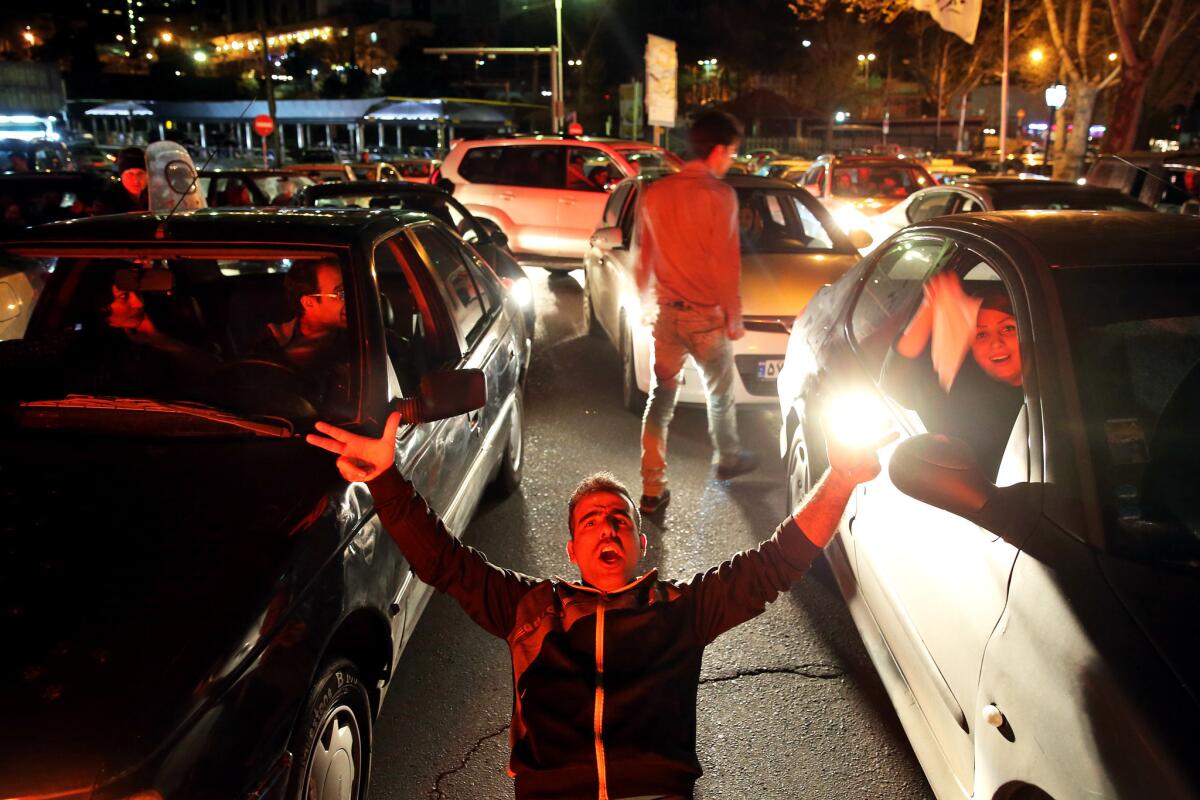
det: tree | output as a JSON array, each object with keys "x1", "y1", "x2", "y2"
[
  {"x1": 1103, "y1": 0, "x2": 1200, "y2": 152},
  {"x1": 1040, "y1": 0, "x2": 1120, "y2": 178},
  {"x1": 788, "y1": 10, "x2": 877, "y2": 149}
]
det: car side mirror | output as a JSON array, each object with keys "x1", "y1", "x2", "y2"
[
  {"x1": 889, "y1": 433, "x2": 994, "y2": 518},
  {"x1": 847, "y1": 228, "x2": 873, "y2": 250},
  {"x1": 394, "y1": 368, "x2": 486, "y2": 423},
  {"x1": 591, "y1": 225, "x2": 624, "y2": 250}
]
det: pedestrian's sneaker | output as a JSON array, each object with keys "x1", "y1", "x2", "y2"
[
  {"x1": 639, "y1": 489, "x2": 671, "y2": 515},
  {"x1": 714, "y1": 451, "x2": 761, "y2": 481}
]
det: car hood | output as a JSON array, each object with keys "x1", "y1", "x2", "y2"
[
  {"x1": 740, "y1": 252, "x2": 860, "y2": 318},
  {"x1": 1099, "y1": 552, "x2": 1200, "y2": 710},
  {"x1": 0, "y1": 432, "x2": 334, "y2": 793}
]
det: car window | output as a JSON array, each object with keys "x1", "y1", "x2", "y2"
[
  {"x1": 803, "y1": 165, "x2": 825, "y2": 191},
  {"x1": 736, "y1": 187, "x2": 839, "y2": 253},
  {"x1": 958, "y1": 195, "x2": 985, "y2": 213},
  {"x1": 1055, "y1": 265, "x2": 1200, "y2": 562},
  {"x1": 850, "y1": 237, "x2": 956, "y2": 375},
  {"x1": 373, "y1": 237, "x2": 432, "y2": 393},
  {"x1": 831, "y1": 163, "x2": 932, "y2": 200},
  {"x1": 459, "y1": 145, "x2": 565, "y2": 189},
  {"x1": 907, "y1": 191, "x2": 958, "y2": 223},
  {"x1": 411, "y1": 225, "x2": 488, "y2": 348},
  {"x1": 567, "y1": 146, "x2": 620, "y2": 192},
  {"x1": 603, "y1": 182, "x2": 633, "y2": 227},
  {"x1": 613, "y1": 147, "x2": 681, "y2": 175},
  {"x1": 620, "y1": 186, "x2": 639, "y2": 245},
  {"x1": 7, "y1": 251, "x2": 360, "y2": 423}
]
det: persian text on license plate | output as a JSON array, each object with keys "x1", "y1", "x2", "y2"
[{"x1": 757, "y1": 359, "x2": 785, "y2": 379}]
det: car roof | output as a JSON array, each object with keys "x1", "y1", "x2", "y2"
[
  {"x1": 456, "y1": 135, "x2": 662, "y2": 148},
  {"x1": 198, "y1": 169, "x2": 296, "y2": 177},
  {"x1": 952, "y1": 176, "x2": 1080, "y2": 189},
  {"x1": 621, "y1": 173, "x2": 807, "y2": 191},
  {"x1": 300, "y1": 180, "x2": 447, "y2": 197},
  {"x1": 919, "y1": 211, "x2": 1200, "y2": 268},
  {"x1": 8, "y1": 207, "x2": 435, "y2": 247}
]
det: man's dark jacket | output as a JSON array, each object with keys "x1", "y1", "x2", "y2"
[{"x1": 368, "y1": 470, "x2": 821, "y2": 800}]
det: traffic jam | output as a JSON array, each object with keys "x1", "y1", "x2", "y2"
[{"x1": 2, "y1": 2, "x2": 1200, "y2": 799}]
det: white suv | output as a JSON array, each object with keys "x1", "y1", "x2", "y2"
[{"x1": 438, "y1": 136, "x2": 682, "y2": 270}]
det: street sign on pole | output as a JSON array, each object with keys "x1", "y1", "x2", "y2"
[{"x1": 254, "y1": 114, "x2": 274, "y2": 168}]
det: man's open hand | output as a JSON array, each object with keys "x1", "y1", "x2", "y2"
[{"x1": 306, "y1": 411, "x2": 403, "y2": 482}]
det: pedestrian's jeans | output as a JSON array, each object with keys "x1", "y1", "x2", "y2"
[{"x1": 640, "y1": 304, "x2": 740, "y2": 496}]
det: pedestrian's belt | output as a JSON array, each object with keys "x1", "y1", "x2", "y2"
[{"x1": 661, "y1": 299, "x2": 716, "y2": 311}]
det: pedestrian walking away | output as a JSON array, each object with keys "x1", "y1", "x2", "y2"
[
  {"x1": 633, "y1": 111, "x2": 759, "y2": 515},
  {"x1": 306, "y1": 409, "x2": 896, "y2": 800}
]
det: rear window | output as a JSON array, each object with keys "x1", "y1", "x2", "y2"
[
  {"x1": 613, "y1": 147, "x2": 682, "y2": 175},
  {"x1": 458, "y1": 145, "x2": 565, "y2": 189},
  {"x1": 831, "y1": 162, "x2": 932, "y2": 199}
]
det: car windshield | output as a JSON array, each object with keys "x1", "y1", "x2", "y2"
[
  {"x1": 616, "y1": 148, "x2": 683, "y2": 175},
  {"x1": 734, "y1": 187, "x2": 841, "y2": 254},
  {"x1": 1056, "y1": 265, "x2": 1200, "y2": 564},
  {"x1": 991, "y1": 186, "x2": 1150, "y2": 211},
  {"x1": 251, "y1": 174, "x2": 314, "y2": 200},
  {"x1": 831, "y1": 162, "x2": 932, "y2": 199},
  {"x1": 0, "y1": 250, "x2": 360, "y2": 433}
]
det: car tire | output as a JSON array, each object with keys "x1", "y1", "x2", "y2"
[
  {"x1": 621, "y1": 318, "x2": 646, "y2": 415},
  {"x1": 583, "y1": 277, "x2": 604, "y2": 337},
  {"x1": 786, "y1": 428, "x2": 812, "y2": 514},
  {"x1": 490, "y1": 393, "x2": 524, "y2": 497},
  {"x1": 286, "y1": 659, "x2": 372, "y2": 800}
]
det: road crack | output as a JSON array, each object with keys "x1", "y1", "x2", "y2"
[
  {"x1": 700, "y1": 663, "x2": 844, "y2": 684},
  {"x1": 429, "y1": 721, "x2": 511, "y2": 799}
]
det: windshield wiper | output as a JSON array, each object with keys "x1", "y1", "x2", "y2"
[{"x1": 19, "y1": 395, "x2": 295, "y2": 438}]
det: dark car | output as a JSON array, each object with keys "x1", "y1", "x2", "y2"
[
  {"x1": 865, "y1": 176, "x2": 1154, "y2": 250},
  {"x1": 198, "y1": 169, "x2": 316, "y2": 207},
  {"x1": 776, "y1": 212, "x2": 1200, "y2": 799},
  {"x1": 1086, "y1": 151, "x2": 1200, "y2": 214},
  {"x1": 294, "y1": 180, "x2": 535, "y2": 332},
  {"x1": 0, "y1": 207, "x2": 528, "y2": 798},
  {"x1": 0, "y1": 172, "x2": 117, "y2": 238},
  {"x1": 0, "y1": 137, "x2": 76, "y2": 174},
  {"x1": 294, "y1": 147, "x2": 344, "y2": 164},
  {"x1": 68, "y1": 141, "x2": 117, "y2": 174}
]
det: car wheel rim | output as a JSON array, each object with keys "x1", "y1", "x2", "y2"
[
  {"x1": 304, "y1": 703, "x2": 361, "y2": 800},
  {"x1": 622, "y1": 325, "x2": 635, "y2": 403},
  {"x1": 509, "y1": 398, "x2": 523, "y2": 473},
  {"x1": 787, "y1": 438, "x2": 808, "y2": 511}
]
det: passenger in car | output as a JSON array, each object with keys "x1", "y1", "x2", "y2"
[
  {"x1": 306, "y1": 407, "x2": 895, "y2": 800},
  {"x1": 257, "y1": 259, "x2": 347, "y2": 371},
  {"x1": 881, "y1": 271, "x2": 1025, "y2": 477},
  {"x1": 738, "y1": 204, "x2": 764, "y2": 248}
]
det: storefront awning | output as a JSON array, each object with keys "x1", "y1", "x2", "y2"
[{"x1": 85, "y1": 101, "x2": 154, "y2": 117}]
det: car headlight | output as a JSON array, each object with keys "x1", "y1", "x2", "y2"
[
  {"x1": 833, "y1": 205, "x2": 870, "y2": 235},
  {"x1": 825, "y1": 390, "x2": 892, "y2": 448},
  {"x1": 509, "y1": 276, "x2": 533, "y2": 309}
]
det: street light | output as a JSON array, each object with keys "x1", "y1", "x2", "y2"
[
  {"x1": 1029, "y1": 47, "x2": 1045, "y2": 64},
  {"x1": 802, "y1": 39, "x2": 812, "y2": 48},
  {"x1": 1044, "y1": 83, "x2": 1067, "y2": 169}
]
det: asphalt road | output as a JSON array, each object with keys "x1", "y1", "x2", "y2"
[{"x1": 369, "y1": 269, "x2": 934, "y2": 800}]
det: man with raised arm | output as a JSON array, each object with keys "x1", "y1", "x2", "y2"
[{"x1": 306, "y1": 414, "x2": 893, "y2": 800}]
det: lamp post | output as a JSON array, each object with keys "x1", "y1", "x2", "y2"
[
  {"x1": 554, "y1": 0, "x2": 565, "y2": 133},
  {"x1": 1044, "y1": 83, "x2": 1067, "y2": 170}
]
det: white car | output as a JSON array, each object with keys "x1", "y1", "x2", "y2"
[
  {"x1": 862, "y1": 177, "x2": 1157, "y2": 255},
  {"x1": 438, "y1": 135, "x2": 682, "y2": 271},
  {"x1": 583, "y1": 174, "x2": 862, "y2": 411}
]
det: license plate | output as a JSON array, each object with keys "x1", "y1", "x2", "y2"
[{"x1": 757, "y1": 359, "x2": 785, "y2": 379}]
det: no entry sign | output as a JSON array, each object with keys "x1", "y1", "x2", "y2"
[{"x1": 253, "y1": 114, "x2": 275, "y2": 137}]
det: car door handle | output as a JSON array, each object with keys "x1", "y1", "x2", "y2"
[{"x1": 499, "y1": 191, "x2": 515, "y2": 200}]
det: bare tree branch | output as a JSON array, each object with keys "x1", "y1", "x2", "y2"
[
  {"x1": 1107, "y1": 0, "x2": 1139, "y2": 62},
  {"x1": 1043, "y1": 0, "x2": 1084, "y2": 81},
  {"x1": 1139, "y1": 0, "x2": 1166, "y2": 41},
  {"x1": 1077, "y1": 0, "x2": 1093, "y2": 77},
  {"x1": 1098, "y1": 64, "x2": 1122, "y2": 88},
  {"x1": 1155, "y1": 0, "x2": 1195, "y2": 63}
]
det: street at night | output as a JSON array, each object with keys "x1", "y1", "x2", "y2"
[
  {"x1": 4, "y1": 0, "x2": 1200, "y2": 798},
  {"x1": 369, "y1": 270, "x2": 932, "y2": 799}
]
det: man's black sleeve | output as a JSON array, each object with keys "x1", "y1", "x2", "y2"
[
  {"x1": 683, "y1": 518, "x2": 822, "y2": 645},
  {"x1": 368, "y1": 469, "x2": 539, "y2": 639}
]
